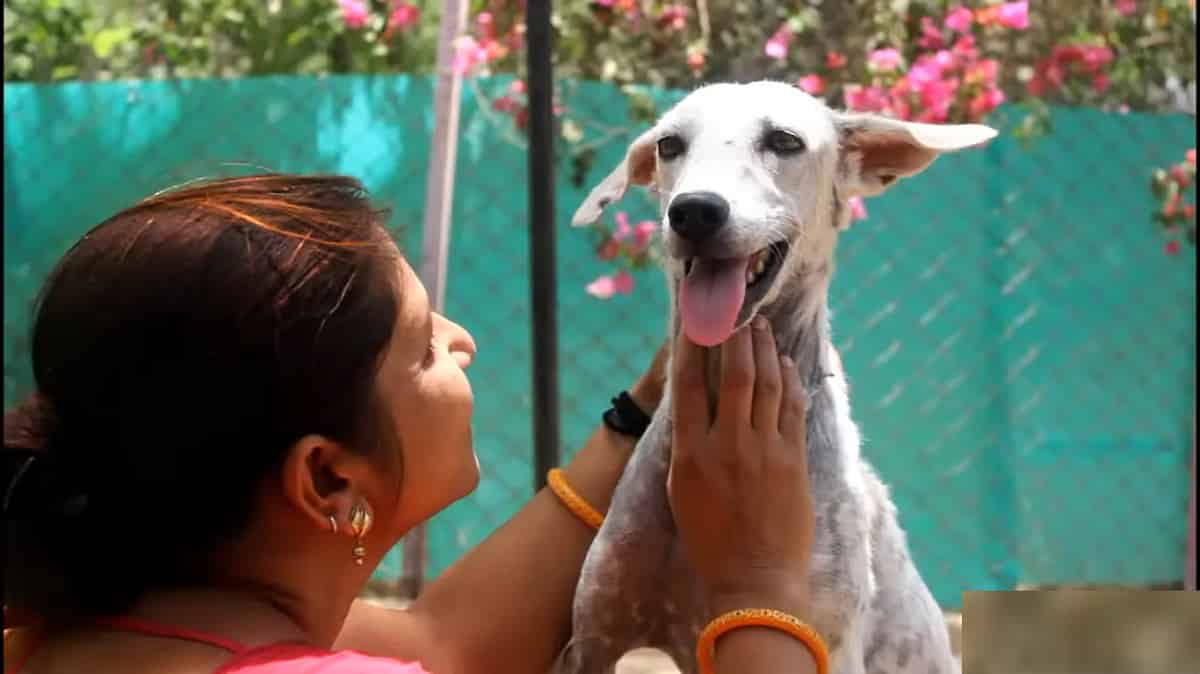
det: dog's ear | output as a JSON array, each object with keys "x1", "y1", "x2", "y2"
[
  {"x1": 571, "y1": 128, "x2": 658, "y2": 227},
  {"x1": 834, "y1": 112, "x2": 997, "y2": 198}
]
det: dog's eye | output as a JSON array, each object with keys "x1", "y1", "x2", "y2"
[
  {"x1": 764, "y1": 130, "x2": 806, "y2": 155},
  {"x1": 656, "y1": 135, "x2": 686, "y2": 160}
]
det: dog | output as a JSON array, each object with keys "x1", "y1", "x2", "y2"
[{"x1": 557, "y1": 81, "x2": 995, "y2": 674}]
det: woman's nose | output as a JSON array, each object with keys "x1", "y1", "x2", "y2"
[{"x1": 436, "y1": 314, "x2": 476, "y2": 369}]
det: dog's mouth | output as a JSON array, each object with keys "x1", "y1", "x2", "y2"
[{"x1": 679, "y1": 241, "x2": 790, "y2": 347}]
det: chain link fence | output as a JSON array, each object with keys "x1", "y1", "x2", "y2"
[{"x1": 3, "y1": 73, "x2": 1195, "y2": 610}]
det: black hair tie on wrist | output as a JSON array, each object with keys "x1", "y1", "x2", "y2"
[{"x1": 602, "y1": 391, "x2": 652, "y2": 438}]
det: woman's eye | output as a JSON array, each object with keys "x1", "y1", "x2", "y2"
[{"x1": 764, "y1": 130, "x2": 806, "y2": 155}]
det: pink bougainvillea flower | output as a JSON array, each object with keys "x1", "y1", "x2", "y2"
[
  {"x1": 475, "y1": 11, "x2": 495, "y2": 38},
  {"x1": 1170, "y1": 164, "x2": 1191, "y2": 186},
  {"x1": 634, "y1": 220, "x2": 657, "y2": 248},
  {"x1": 765, "y1": 25, "x2": 791, "y2": 61},
  {"x1": 918, "y1": 78, "x2": 958, "y2": 122},
  {"x1": 687, "y1": 48, "x2": 706, "y2": 72},
  {"x1": 944, "y1": 5, "x2": 974, "y2": 32},
  {"x1": 1091, "y1": 73, "x2": 1110, "y2": 93},
  {"x1": 918, "y1": 16, "x2": 944, "y2": 49},
  {"x1": 952, "y1": 34, "x2": 979, "y2": 61},
  {"x1": 933, "y1": 49, "x2": 957, "y2": 70},
  {"x1": 825, "y1": 51, "x2": 847, "y2": 69},
  {"x1": 1114, "y1": 0, "x2": 1137, "y2": 16},
  {"x1": 612, "y1": 270, "x2": 634, "y2": 294},
  {"x1": 1163, "y1": 192, "x2": 1182, "y2": 217},
  {"x1": 491, "y1": 95, "x2": 516, "y2": 112},
  {"x1": 391, "y1": 1, "x2": 420, "y2": 27},
  {"x1": 658, "y1": 4, "x2": 688, "y2": 31},
  {"x1": 996, "y1": 1, "x2": 1029, "y2": 29},
  {"x1": 843, "y1": 85, "x2": 888, "y2": 112},
  {"x1": 1080, "y1": 45, "x2": 1114, "y2": 71},
  {"x1": 510, "y1": 79, "x2": 526, "y2": 95},
  {"x1": 889, "y1": 98, "x2": 913, "y2": 121},
  {"x1": 965, "y1": 59, "x2": 999, "y2": 86},
  {"x1": 968, "y1": 87, "x2": 1006, "y2": 119},
  {"x1": 338, "y1": 0, "x2": 369, "y2": 29},
  {"x1": 452, "y1": 36, "x2": 481, "y2": 74},
  {"x1": 1186, "y1": 148, "x2": 1196, "y2": 165},
  {"x1": 1183, "y1": 204, "x2": 1195, "y2": 219},
  {"x1": 612, "y1": 212, "x2": 633, "y2": 241},
  {"x1": 848, "y1": 197, "x2": 867, "y2": 221},
  {"x1": 383, "y1": 2, "x2": 419, "y2": 38},
  {"x1": 868, "y1": 48, "x2": 903, "y2": 71},
  {"x1": 842, "y1": 85, "x2": 875, "y2": 112},
  {"x1": 586, "y1": 274, "x2": 617, "y2": 298},
  {"x1": 907, "y1": 55, "x2": 945, "y2": 89},
  {"x1": 797, "y1": 74, "x2": 826, "y2": 95},
  {"x1": 588, "y1": 269, "x2": 635, "y2": 297},
  {"x1": 1164, "y1": 240, "x2": 1181, "y2": 255}
]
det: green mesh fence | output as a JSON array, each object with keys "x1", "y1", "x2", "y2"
[{"x1": 4, "y1": 74, "x2": 1195, "y2": 610}]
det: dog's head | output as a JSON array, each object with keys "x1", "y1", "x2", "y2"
[{"x1": 572, "y1": 81, "x2": 997, "y2": 347}]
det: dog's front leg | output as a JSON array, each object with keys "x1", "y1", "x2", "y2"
[{"x1": 555, "y1": 401, "x2": 677, "y2": 674}]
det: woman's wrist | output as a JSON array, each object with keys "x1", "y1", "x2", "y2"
[{"x1": 708, "y1": 582, "x2": 811, "y2": 620}]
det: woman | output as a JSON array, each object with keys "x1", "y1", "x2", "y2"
[{"x1": 2, "y1": 174, "x2": 818, "y2": 673}]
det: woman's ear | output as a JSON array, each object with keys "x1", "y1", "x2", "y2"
[{"x1": 278, "y1": 434, "x2": 371, "y2": 532}]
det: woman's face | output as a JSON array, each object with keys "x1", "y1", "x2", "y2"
[{"x1": 373, "y1": 256, "x2": 479, "y2": 532}]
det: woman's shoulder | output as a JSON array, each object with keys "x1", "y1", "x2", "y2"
[{"x1": 219, "y1": 643, "x2": 431, "y2": 674}]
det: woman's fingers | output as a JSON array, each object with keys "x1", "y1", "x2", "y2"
[
  {"x1": 671, "y1": 331, "x2": 710, "y2": 449},
  {"x1": 779, "y1": 355, "x2": 807, "y2": 441},
  {"x1": 717, "y1": 325, "x2": 755, "y2": 425},
  {"x1": 750, "y1": 317, "x2": 782, "y2": 431}
]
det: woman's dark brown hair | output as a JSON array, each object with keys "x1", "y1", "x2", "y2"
[{"x1": 2, "y1": 174, "x2": 400, "y2": 621}]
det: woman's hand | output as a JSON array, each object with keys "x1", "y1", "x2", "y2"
[
  {"x1": 629, "y1": 338, "x2": 670, "y2": 415},
  {"x1": 667, "y1": 317, "x2": 814, "y2": 612}
]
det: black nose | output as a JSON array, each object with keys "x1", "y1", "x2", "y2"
[{"x1": 668, "y1": 191, "x2": 730, "y2": 242}]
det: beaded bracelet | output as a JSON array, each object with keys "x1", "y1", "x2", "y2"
[
  {"x1": 546, "y1": 468, "x2": 604, "y2": 531},
  {"x1": 696, "y1": 608, "x2": 829, "y2": 674}
]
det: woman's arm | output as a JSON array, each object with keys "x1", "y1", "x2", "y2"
[{"x1": 335, "y1": 355, "x2": 666, "y2": 674}]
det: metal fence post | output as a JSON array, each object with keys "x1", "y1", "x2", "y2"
[
  {"x1": 526, "y1": 0, "x2": 560, "y2": 492},
  {"x1": 400, "y1": 0, "x2": 469, "y2": 600}
]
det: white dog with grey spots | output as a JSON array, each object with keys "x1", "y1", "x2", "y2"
[{"x1": 557, "y1": 81, "x2": 992, "y2": 674}]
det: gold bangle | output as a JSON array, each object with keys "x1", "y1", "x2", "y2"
[
  {"x1": 546, "y1": 468, "x2": 604, "y2": 531},
  {"x1": 696, "y1": 608, "x2": 829, "y2": 674}
]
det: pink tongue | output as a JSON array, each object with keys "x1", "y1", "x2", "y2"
[{"x1": 679, "y1": 257, "x2": 749, "y2": 347}]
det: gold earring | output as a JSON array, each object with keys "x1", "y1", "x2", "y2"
[
  {"x1": 328, "y1": 514, "x2": 338, "y2": 534},
  {"x1": 349, "y1": 501, "x2": 373, "y2": 566}
]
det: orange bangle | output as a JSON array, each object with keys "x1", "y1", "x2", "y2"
[
  {"x1": 696, "y1": 608, "x2": 829, "y2": 674},
  {"x1": 546, "y1": 468, "x2": 605, "y2": 531}
]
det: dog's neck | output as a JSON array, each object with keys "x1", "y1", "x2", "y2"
[{"x1": 762, "y1": 263, "x2": 833, "y2": 394}]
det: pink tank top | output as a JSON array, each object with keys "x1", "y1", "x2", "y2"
[{"x1": 9, "y1": 615, "x2": 431, "y2": 674}]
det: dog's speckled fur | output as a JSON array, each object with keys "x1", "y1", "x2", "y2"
[{"x1": 557, "y1": 82, "x2": 994, "y2": 674}]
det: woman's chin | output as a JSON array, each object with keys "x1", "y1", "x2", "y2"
[{"x1": 454, "y1": 437, "x2": 481, "y2": 500}]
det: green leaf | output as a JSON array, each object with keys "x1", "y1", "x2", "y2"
[
  {"x1": 50, "y1": 63, "x2": 77, "y2": 80},
  {"x1": 91, "y1": 27, "x2": 131, "y2": 59}
]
